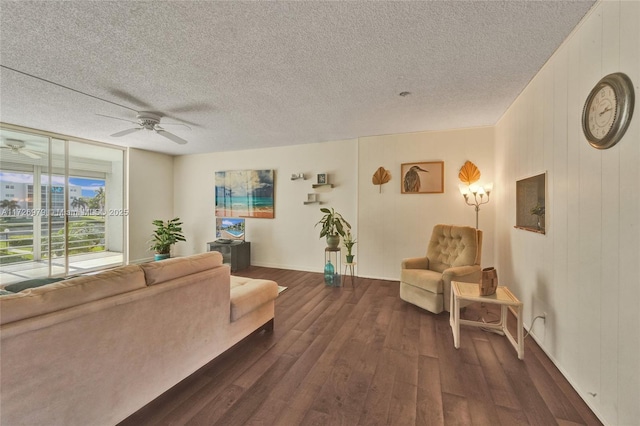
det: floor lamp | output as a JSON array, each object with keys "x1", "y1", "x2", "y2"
[{"x1": 459, "y1": 183, "x2": 493, "y2": 229}]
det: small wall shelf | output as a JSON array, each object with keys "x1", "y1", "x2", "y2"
[
  {"x1": 304, "y1": 193, "x2": 320, "y2": 205},
  {"x1": 516, "y1": 172, "x2": 546, "y2": 234},
  {"x1": 312, "y1": 183, "x2": 334, "y2": 189},
  {"x1": 291, "y1": 173, "x2": 306, "y2": 180}
]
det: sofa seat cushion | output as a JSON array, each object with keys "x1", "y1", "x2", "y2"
[
  {"x1": 0, "y1": 265, "x2": 146, "y2": 325},
  {"x1": 230, "y1": 276, "x2": 278, "y2": 322},
  {"x1": 141, "y1": 252, "x2": 224, "y2": 286},
  {"x1": 400, "y1": 268, "x2": 443, "y2": 294}
]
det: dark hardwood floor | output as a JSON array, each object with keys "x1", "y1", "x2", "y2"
[{"x1": 120, "y1": 266, "x2": 602, "y2": 426}]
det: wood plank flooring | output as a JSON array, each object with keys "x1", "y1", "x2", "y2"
[{"x1": 120, "y1": 267, "x2": 602, "y2": 426}]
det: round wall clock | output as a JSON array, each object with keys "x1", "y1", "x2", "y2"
[{"x1": 582, "y1": 72, "x2": 635, "y2": 150}]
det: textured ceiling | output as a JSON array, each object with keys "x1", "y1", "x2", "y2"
[{"x1": 0, "y1": 1, "x2": 595, "y2": 156}]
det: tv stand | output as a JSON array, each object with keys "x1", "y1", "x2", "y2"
[{"x1": 207, "y1": 241, "x2": 250, "y2": 272}]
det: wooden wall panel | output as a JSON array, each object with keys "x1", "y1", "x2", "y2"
[
  {"x1": 494, "y1": 2, "x2": 639, "y2": 424},
  {"x1": 616, "y1": 2, "x2": 640, "y2": 425}
]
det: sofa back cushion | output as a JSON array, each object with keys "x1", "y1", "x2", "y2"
[
  {"x1": 140, "y1": 251, "x2": 224, "y2": 286},
  {"x1": 0, "y1": 265, "x2": 146, "y2": 325}
]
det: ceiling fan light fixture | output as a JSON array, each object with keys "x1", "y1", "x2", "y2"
[
  {"x1": 98, "y1": 110, "x2": 189, "y2": 144},
  {"x1": 136, "y1": 112, "x2": 161, "y2": 130}
]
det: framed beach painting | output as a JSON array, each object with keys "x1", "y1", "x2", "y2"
[
  {"x1": 401, "y1": 161, "x2": 444, "y2": 194},
  {"x1": 215, "y1": 169, "x2": 275, "y2": 218}
]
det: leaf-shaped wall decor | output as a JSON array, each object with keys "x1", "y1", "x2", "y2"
[
  {"x1": 458, "y1": 161, "x2": 481, "y2": 185},
  {"x1": 372, "y1": 166, "x2": 391, "y2": 193}
]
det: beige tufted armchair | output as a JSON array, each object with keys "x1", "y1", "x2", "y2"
[{"x1": 400, "y1": 224, "x2": 483, "y2": 314}]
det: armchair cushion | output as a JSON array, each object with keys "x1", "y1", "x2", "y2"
[{"x1": 400, "y1": 269, "x2": 443, "y2": 294}]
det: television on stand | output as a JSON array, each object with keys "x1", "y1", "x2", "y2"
[{"x1": 215, "y1": 217, "x2": 245, "y2": 243}]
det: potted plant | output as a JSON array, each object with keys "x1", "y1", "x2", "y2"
[
  {"x1": 343, "y1": 231, "x2": 356, "y2": 263},
  {"x1": 150, "y1": 217, "x2": 186, "y2": 260},
  {"x1": 530, "y1": 204, "x2": 545, "y2": 230},
  {"x1": 315, "y1": 207, "x2": 351, "y2": 249}
]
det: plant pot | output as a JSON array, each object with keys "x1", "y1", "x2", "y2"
[
  {"x1": 480, "y1": 267, "x2": 498, "y2": 296},
  {"x1": 326, "y1": 234, "x2": 340, "y2": 249},
  {"x1": 346, "y1": 254, "x2": 355, "y2": 263},
  {"x1": 154, "y1": 253, "x2": 170, "y2": 261}
]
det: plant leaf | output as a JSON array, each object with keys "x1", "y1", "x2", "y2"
[{"x1": 458, "y1": 161, "x2": 481, "y2": 185}]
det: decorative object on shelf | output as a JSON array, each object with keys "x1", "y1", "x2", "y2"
[
  {"x1": 458, "y1": 161, "x2": 492, "y2": 229},
  {"x1": 480, "y1": 267, "x2": 498, "y2": 296},
  {"x1": 530, "y1": 204, "x2": 545, "y2": 231},
  {"x1": 458, "y1": 160, "x2": 481, "y2": 186},
  {"x1": 372, "y1": 166, "x2": 391, "y2": 193},
  {"x1": 150, "y1": 217, "x2": 186, "y2": 260},
  {"x1": 315, "y1": 207, "x2": 351, "y2": 249},
  {"x1": 582, "y1": 72, "x2": 634, "y2": 150},
  {"x1": 316, "y1": 173, "x2": 327, "y2": 185},
  {"x1": 291, "y1": 173, "x2": 306, "y2": 180},
  {"x1": 401, "y1": 161, "x2": 444, "y2": 194},
  {"x1": 215, "y1": 169, "x2": 274, "y2": 218},
  {"x1": 343, "y1": 231, "x2": 356, "y2": 263},
  {"x1": 515, "y1": 172, "x2": 546, "y2": 234}
]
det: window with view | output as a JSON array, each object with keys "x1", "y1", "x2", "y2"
[{"x1": 0, "y1": 126, "x2": 125, "y2": 282}]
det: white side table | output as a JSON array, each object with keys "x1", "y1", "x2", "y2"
[{"x1": 449, "y1": 281, "x2": 524, "y2": 359}]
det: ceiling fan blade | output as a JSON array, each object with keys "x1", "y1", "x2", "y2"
[
  {"x1": 111, "y1": 127, "x2": 142, "y2": 137},
  {"x1": 156, "y1": 130, "x2": 188, "y2": 145},
  {"x1": 166, "y1": 102, "x2": 214, "y2": 114},
  {"x1": 96, "y1": 113, "x2": 137, "y2": 124},
  {"x1": 159, "y1": 122, "x2": 192, "y2": 130},
  {"x1": 106, "y1": 89, "x2": 153, "y2": 110},
  {"x1": 21, "y1": 149, "x2": 42, "y2": 159}
]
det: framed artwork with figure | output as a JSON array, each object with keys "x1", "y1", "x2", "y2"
[{"x1": 401, "y1": 161, "x2": 444, "y2": 194}]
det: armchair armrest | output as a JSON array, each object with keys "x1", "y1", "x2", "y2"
[
  {"x1": 401, "y1": 256, "x2": 429, "y2": 270},
  {"x1": 442, "y1": 264, "x2": 481, "y2": 280},
  {"x1": 442, "y1": 265, "x2": 482, "y2": 312}
]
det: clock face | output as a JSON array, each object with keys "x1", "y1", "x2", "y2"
[
  {"x1": 587, "y1": 84, "x2": 617, "y2": 140},
  {"x1": 582, "y1": 73, "x2": 635, "y2": 150}
]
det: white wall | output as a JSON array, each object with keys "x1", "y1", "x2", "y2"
[
  {"x1": 173, "y1": 139, "x2": 358, "y2": 272},
  {"x1": 494, "y1": 2, "x2": 639, "y2": 424},
  {"x1": 357, "y1": 127, "x2": 495, "y2": 280},
  {"x1": 128, "y1": 148, "x2": 175, "y2": 263},
  {"x1": 173, "y1": 129, "x2": 495, "y2": 279}
]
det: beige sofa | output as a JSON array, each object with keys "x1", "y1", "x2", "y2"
[{"x1": 0, "y1": 252, "x2": 278, "y2": 426}]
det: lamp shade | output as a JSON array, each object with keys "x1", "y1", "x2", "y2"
[{"x1": 484, "y1": 182, "x2": 494, "y2": 194}]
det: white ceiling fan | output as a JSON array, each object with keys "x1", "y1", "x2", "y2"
[
  {"x1": 97, "y1": 111, "x2": 191, "y2": 145},
  {"x1": 0, "y1": 139, "x2": 42, "y2": 159}
]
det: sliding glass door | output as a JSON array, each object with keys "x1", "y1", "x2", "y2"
[{"x1": 0, "y1": 126, "x2": 125, "y2": 284}]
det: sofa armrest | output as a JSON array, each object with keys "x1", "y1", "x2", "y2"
[{"x1": 401, "y1": 256, "x2": 429, "y2": 270}]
